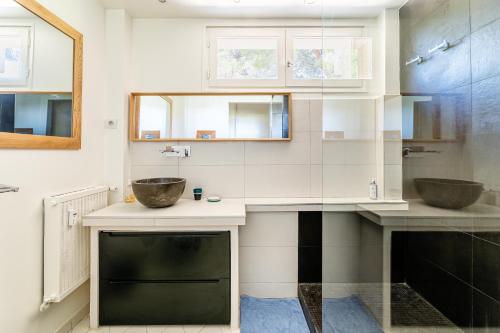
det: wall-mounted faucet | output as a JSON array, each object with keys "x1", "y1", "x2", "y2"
[
  {"x1": 0, "y1": 185, "x2": 19, "y2": 193},
  {"x1": 160, "y1": 145, "x2": 191, "y2": 158},
  {"x1": 403, "y1": 146, "x2": 442, "y2": 158}
]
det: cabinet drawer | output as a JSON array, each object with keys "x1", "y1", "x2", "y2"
[
  {"x1": 99, "y1": 279, "x2": 230, "y2": 325},
  {"x1": 99, "y1": 231, "x2": 230, "y2": 280}
]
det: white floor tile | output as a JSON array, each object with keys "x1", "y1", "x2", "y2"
[
  {"x1": 183, "y1": 326, "x2": 204, "y2": 333},
  {"x1": 110, "y1": 326, "x2": 148, "y2": 333}
]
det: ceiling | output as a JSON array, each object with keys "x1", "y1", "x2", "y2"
[{"x1": 99, "y1": 0, "x2": 408, "y2": 19}]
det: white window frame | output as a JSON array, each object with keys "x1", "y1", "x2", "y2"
[
  {"x1": 285, "y1": 27, "x2": 372, "y2": 88},
  {"x1": 0, "y1": 25, "x2": 33, "y2": 87},
  {"x1": 207, "y1": 27, "x2": 286, "y2": 88}
]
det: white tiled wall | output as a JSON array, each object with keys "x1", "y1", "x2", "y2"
[
  {"x1": 239, "y1": 212, "x2": 298, "y2": 298},
  {"x1": 129, "y1": 98, "x2": 391, "y2": 199},
  {"x1": 323, "y1": 212, "x2": 361, "y2": 284}
]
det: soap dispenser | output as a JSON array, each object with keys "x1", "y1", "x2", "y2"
[{"x1": 369, "y1": 179, "x2": 378, "y2": 200}]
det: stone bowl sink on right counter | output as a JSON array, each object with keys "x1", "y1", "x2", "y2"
[{"x1": 414, "y1": 178, "x2": 484, "y2": 210}]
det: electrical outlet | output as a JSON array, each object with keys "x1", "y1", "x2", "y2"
[{"x1": 105, "y1": 119, "x2": 118, "y2": 129}]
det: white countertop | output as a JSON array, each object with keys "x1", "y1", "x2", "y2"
[
  {"x1": 359, "y1": 200, "x2": 500, "y2": 229},
  {"x1": 83, "y1": 198, "x2": 246, "y2": 227},
  {"x1": 83, "y1": 196, "x2": 409, "y2": 228}
]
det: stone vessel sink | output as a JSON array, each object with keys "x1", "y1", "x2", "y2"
[
  {"x1": 132, "y1": 178, "x2": 186, "y2": 208},
  {"x1": 414, "y1": 178, "x2": 484, "y2": 210}
]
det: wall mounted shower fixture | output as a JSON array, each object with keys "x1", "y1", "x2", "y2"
[
  {"x1": 405, "y1": 56, "x2": 424, "y2": 66},
  {"x1": 428, "y1": 40, "x2": 450, "y2": 54}
]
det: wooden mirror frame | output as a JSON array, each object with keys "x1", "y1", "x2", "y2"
[
  {"x1": 0, "y1": 0, "x2": 83, "y2": 149},
  {"x1": 130, "y1": 92, "x2": 293, "y2": 142}
]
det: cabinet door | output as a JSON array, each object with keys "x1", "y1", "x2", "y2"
[
  {"x1": 99, "y1": 279, "x2": 230, "y2": 325},
  {"x1": 99, "y1": 232, "x2": 230, "y2": 280}
]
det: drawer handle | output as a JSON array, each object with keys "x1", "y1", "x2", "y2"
[
  {"x1": 107, "y1": 279, "x2": 221, "y2": 284},
  {"x1": 106, "y1": 232, "x2": 224, "y2": 238}
]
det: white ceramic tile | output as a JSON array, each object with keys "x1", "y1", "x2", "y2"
[
  {"x1": 110, "y1": 326, "x2": 147, "y2": 333},
  {"x1": 322, "y1": 245, "x2": 360, "y2": 283},
  {"x1": 322, "y1": 141, "x2": 346, "y2": 165},
  {"x1": 322, "y1": 165, "x2": 346, "y2": 198},
  {"x1": 240, "y1": 212, "x2": 298, "y2": 247},
  {"x1": 240, "y1": 282, "x2": 298, "y2": 298},
  {"x1": 310, "y1": 131, "x2": 323, "y2": 165},
  {"x1": 130, "y1": 165, "x2": 179, "y2": 180},
  {"x1": 198, "y1": 326, "x2": 226, "y2": 333},
  {"x1": 384, "y1": 141, "x2": 402, "y2": 165},
  {"x1": 244, "y1": 131, "x2": 310, "y2": 165},
  {"x1": 87, "y1": 327, "x2": 110, "y2": 333},
  {"x1": 342, "y1": 165, "x2": 377, "y2": 197},
  {"x1": 131, "y1": 142, "x2": 179, "y2": 166},
  {"x1": 183, "y1": 327, "x2": 204, "y2": 333},
  {"x1": 148, "y1": 326, "x2": 185, "y2": 333},
  {"x1": 292, "y1": 100, "x2": 310, "y2": 132},
  {"x1": 310, "y1": 164, "x2": 323, "y2": 197},
  {"x1": 245, "y1": 165, "x2": 310, "y2": 198},
  {"x1": 239, "y1": 246, "x2": 298, "y2": 283},
  {"x1": 309, "y1": 99, "x2": 323, "y2": 131},
  {"x1": 384, "y1": 164, "x2": 403, "y2": 200},
  {"x1": 343, "y1": 141, "x2": 377, "y2": 165},
  {"x1": 179, "y1": 142, "x2": 244, "y2": 166},
  {"x1": 179, "y1": 165, "x2": 244, "y2": 198},
  {"x1": 323, "y1": 212, "x2": 361, "y2": 247},
  {"x1": 322, "y1": 165, "x2": 377, "y2": 198}
]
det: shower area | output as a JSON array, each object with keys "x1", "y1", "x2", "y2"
[{"x1": 297, "y1": 0, "x2": 500, "y2": 332}]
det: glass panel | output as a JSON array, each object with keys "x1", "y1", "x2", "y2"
[
  {"x1": 135, "y1": 94, "x2": 289, "y2": 140},
  {"x1": 216, "y1": 37, "x2": 278, "y2": 80}
]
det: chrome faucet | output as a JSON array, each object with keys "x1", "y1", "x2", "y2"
[
  {"x1": 0, "y1": 185, "x2": 19, "y2": 193},
  {"x1": 160, "y1": 145, "x2": 191, "y2": 158}
]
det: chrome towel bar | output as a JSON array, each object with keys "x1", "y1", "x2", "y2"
[{"x1": 0, "y1": 185, "x2": 19, "y2": 193}]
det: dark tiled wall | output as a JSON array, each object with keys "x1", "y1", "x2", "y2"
[
  {"x1": 401, "y1": 0, "x2": 500, "y2": 191},
  {"x1": 298, "y1": 212, "x2": 322, "y2": 283},
  {"x1": 400, "y1": 2, "x2": 500, "y2": 327},
  {"x1": 392, "y1": 231, "x2": 500, "y2": 329}
]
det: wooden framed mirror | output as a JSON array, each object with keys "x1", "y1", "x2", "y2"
[
  {"x1": 130, "y1": 92, "x2": 292, "y2": 142},
  {"x1": 0, "y1": 0, "x2": 83, "y2": 149}
]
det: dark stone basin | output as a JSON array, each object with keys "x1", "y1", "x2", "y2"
[
  {"x1": 132, "y1": 178, "x2": 186, "y2": 208},
  {"x1": 414, "y1": 178, "x2": 484, "y2": 209}
]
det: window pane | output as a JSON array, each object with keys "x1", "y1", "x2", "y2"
[
  {"x1": 293, "y1": 37, "x2": 323, "y2": 80},
  {"x1": 0, "y1": 35, "x2": 25, "y2": 84},
  {"x1": 216, "y1": 37, "x2": 278, "y2": 80},
  {"x1": 292, "y1": 37, "x2": 372, "y2": 80}
]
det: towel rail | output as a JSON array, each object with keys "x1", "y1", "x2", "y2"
[{"x1": 0, "y1": 185, "x2": 19, "y2": 193}]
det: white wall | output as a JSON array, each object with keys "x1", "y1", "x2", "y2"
[
  {"x1": 0, "y1": 1, "x2": 106, "y2": 332},
  {"x1": 128, "y1": 17, "x2": 401, "y2": 200}
]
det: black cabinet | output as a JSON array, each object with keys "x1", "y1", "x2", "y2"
[{"x1": 99, "y1": 231, "x2": 231, "y2": 325}]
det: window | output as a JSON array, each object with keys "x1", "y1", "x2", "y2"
[
  {"x1": 207, "y1": 27, "x2": 373, "y2": 89},
  {"x1": 0, "y1": 26, "x2": 31, "y2": 86},
  {"x1": 286, "y1": 28, "x2": 372, "y2": 87},
  {"x1": 208, "y1": 28, "x2": 286, "y2": 87}
]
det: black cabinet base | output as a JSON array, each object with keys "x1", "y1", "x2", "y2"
[{"x1": 99, "y1": 279, "x2": 231, "y2": 325}]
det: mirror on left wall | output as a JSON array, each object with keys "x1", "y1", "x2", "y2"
[{"x1": 0, "y1": 0, "x2": 82, "y2": 149}]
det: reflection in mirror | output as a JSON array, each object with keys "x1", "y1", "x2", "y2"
[
  {"x1": 402, "y1": 94, "x2": 464, "y2": 141},
  {"x1": 0, "y1": 0, "x2": 74, "y2": 138},
  {"x1": 132, "y1": 93, "x2": 291, "y2": 141}
]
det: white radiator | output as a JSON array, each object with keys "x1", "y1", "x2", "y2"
[{"x1": 42, "y1": 186, "x2": 108, "y2": 309}]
